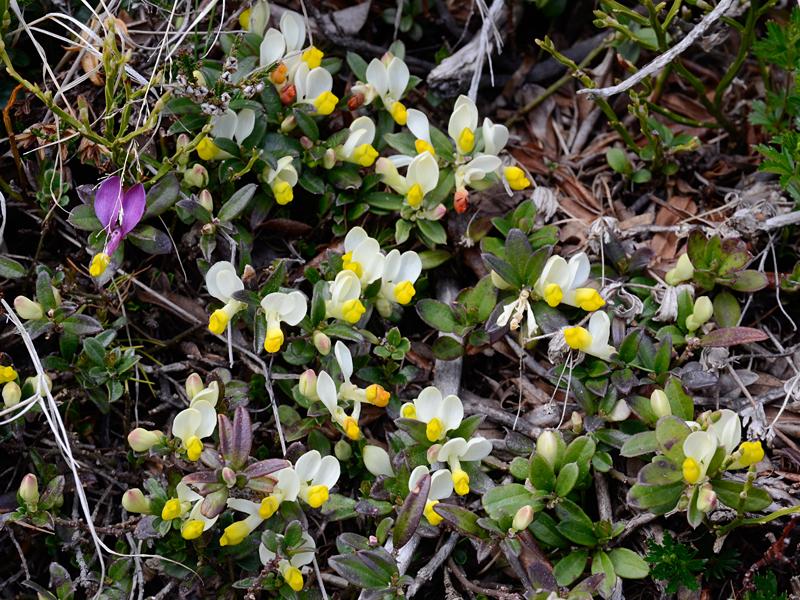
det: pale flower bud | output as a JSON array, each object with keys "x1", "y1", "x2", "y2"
[
  {"x1": 665, "y1": 254, "x2": 695, "y2": 286},
  {"x1": 127, "y1": 428, "x2": 163, "y2": 452},
  {"x1": 428, "y1": 203, "x2": 447, "y2": 221},
  {"x1": 198, "y1": 189, "x2": 214, "y2": 213},
  {"x1": 19, "y1": 474, "x2": 39, "y2": 510},
  {"x1": 313, "y1": 331, "x2": 331, "y2": 355},
  {"x1": 426, "y1": 444, "x2": 441, "y2": 465},
  {"x1": 222, "y1": 467, "x2": 237, "y2": 487},
  {"x1": 512, "y1": 505, "x2": 534, "y2": 531},
  {"x1": 570, "y1": 411, "x2": 583, "y2": 434},
  {"x1": 323, "y1": 148, "x2": 337, "y2": 169},
  {"x1": 696, "y1": 483, "x2": 717, "y2": 513},
  {"x1": 183, "y1": 164, "x2": 209, "y2": 188},
  {"x1": 280, "y1": 115, "x2": 297, "y2": 133},
  {"x1": 25, "y1": 374, "x2": 51, "y2": 395},
  {"x1": 608, "y1": 400, "x2": 631, "y2": 422},
  {"x1": 192, "y1": 69, "x2": 207, "y2": 88},
  {"x1": 185, "y1": 373, "x2": 204, "y2": 400},
  {"x1": 334, "y1": 439, "x2": 352, "y2": 461},
  {"x1": 299, "y1": 370, "x2": 318, "y2": 400},
  {"x1": 14, "y1": 296, "x2": 43, "y2": 320},
  {"x1": 686, "y1": 296, "x2": 713, "y2": 332},
  {"x1": 3, "y1": 381, "x2": 21, "y2": 408},
  {"x1": 122, "y1": 488, "x2": 152, "y2": 514},
  {"x1": 536, "y1": 430, "x2": 561, "y2": 469},
  {"x1": 490, "y1": 270, "x2": 512, "y2": 290},
  {"x1": 650, "y1": 390, "x2": 672, "y2": 418},
  {"x1": 363, "y1": 445, "x2": 394, "y2": 477}
]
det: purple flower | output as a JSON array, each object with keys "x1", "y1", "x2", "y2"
[{"x1": 90, "y1": 176, "x2": 145, "y2": 277}]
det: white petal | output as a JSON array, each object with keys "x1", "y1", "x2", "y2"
[
  {"x1": 437, "y1": 438, "x2": 467, "y2": 463},
  {"x1": 363, "y1": 445, "x2": 394, "y2": 477},
  {"x1": 280, "y1": 291, "x2": 308, "y2": 325},
  {"x1": 482, "y1": 118, "x2": 509, "y2": 155},
  {"x1": 496, "y1": 301, "x2": 516, "y2": 327},
  {"x1": 290, "y1": 532, "x2": 316, "y2": 567},
  {"x1": 365, "y1": 58, "x2": 389, "y2": 96},
  {"x1": 305, "y1": 67, "x2": 332, "y2": 100},
  {"x1": 334, "y1": 341, "x2": 353, "y2": 382},
  {"x1": 177, "y1": 482, "x2": 202, "y2": 503},
  {"x1": 447, "y1": 96, "x2": 478, "y2": 142},
  {"x1": 535, "y1": 256, "x2": 570, "y2": 296},
  {"x1": 190, "y1": 381, "x2": 219, "y2": 408},
  {"x1": 567, "y1": 253, "x2": 591, "y2": 288},
  {"x1": 683, "y1": 431, "x2": 717, "y2": 468},
  {"x1": 352, "y1": 237, "x2": 385, "y2": 284},
  {"x1": 429, "y1": 469, "x2": 454, "y2": 500},
  {"x1": 193, "y1": 400, "x2": 217, "y2": 439},
  {"x1": 608, "y1": 400, "x2": 631, "y2": 422},
  {"x1": 387, "y1": 57, "x2": 409, "y2": 101},
  {"x1": 350, "y1": 116, "x2": 375, "y2": 144},
  {"x1": 408, "y1": 465, "x2": 429, "y2": 493},
  {"x1": 395, "y1": 251, "x2": 422, "y2": 284},
  {"x1": 276, "y1": 467, "x2": 300, "y2": 501},
  {"x1": 331, "y1": 270, "x2": 361, "y2": 303},
  {"x1": 172, "y1": 407, "x2": 201, "y2": 441},
  {"x1": 524, "y1": 301, "x2": 538, "y2": 337},
  {"x1": 710, "y1": 409, "x2": 741, "y2": 454},
  {"x1": 344, "y1": 227, "x2": 369, "y2": 253},
  {"x1": 440, "y1": 394, "x2": 464, "y2": 432},
  {"x1": 316, "y1": 371, "x2": 339, "y2": 416},
  {"x1": 294, "y1": 449, "x2": 322, "y2": 483},
  {"x1": 189, "y1": 499, "x2": 218, "y2": 529},
  {"x1": 294, "y1": 63, "x2": 310, "y2": 100},
  {"x1": 414, "y1": 386, "x2": 443, "y2": 423},
  {"x1": 313, "y1": 455, "x2": 341, "y2": 488},
  {"x1": 211, "y1": 109, "x2": 238, "y2": 139},
  {"x1": 260, "y1": 29, "x2": 286, "y2": 66},
  {"x1": 408, "y1": 152, "x2": 439, "y2": 193},
  {"x1": 280, "y1": 10, "x2": 306, "y2": 52},
  {"x1": 205, "y1": 261, "x2": 240, "y2": 301},
  {"x1": 406, "y1": 109, "x2": 431, "y2": 143},
  {"x1": 234, "y1": 109, "x2": 256, "y2": 144},
  {"x1": 259, "y1": 542, "x2": 276, "y2": 565},
  {"x1": 388, "y1": 154, "x2": 413, "y2": 168},
  {"x1": 227, "y1": 497, "x2": 261, "y2": 515},
  {"x1": 461, "y1": 437, "x2": 493, "y2": 461},
  {"x1": 382, "y1": 249, "x2": 401, "y2": 282}
]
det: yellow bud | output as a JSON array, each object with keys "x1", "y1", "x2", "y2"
[
  {"x1": 401, "y1": 403, "x2": 416, "y2": 419},
  {"x1": 453, "y1": 469, "x2": 470, "y2": 496},
  {"x1": 181, "y1": 519, "x2": 205, "y2": 540},
  {"x1": 305, "y1": 484, "x2": 329, "y2": 508},
  {"x1": 389, "y1": 101, "x2": 407, "y2": 125},
  {"x1": 89, "y1": 253, "x2": 111, "y2": 278},
  {"x1": 504, "y1": 166, "x2": 531, "y2": 190},
  {"x1": 738, "y1": 441, "x2": 764, "y2": 467},
  {"x1": 574, "y1": 288, "x2": 605, "y2": 312},
  {"x1": 0, "y1": 366, "x2": 18, "y2": 385},
  {"x1": 543, "y1": 283, "x2": 563, "y2": 307},
  {"x1": 665, "y1": 254, "x2": 694, "y2": 286},
  {"x1": 414, "y1": 139, "x2": 435, "y2": 156},
  {"x1": 393, "y1": 281, "x2": 416, "y2": 305},
  {"x1": 283, "y1": 565, "x2": 304, "y2": 592},
  {"x1": 423, "y1": 500, "x2": 442, "y2": 525},
  {"x1": 208, "y1": 309, "x2": 229, "y2": 335},
  {"x1": 197, "y1": 137, "x2": 219, "y2": 161},
  {"x1": 264, "y1": 326, "x2": 285, "y2": 353},
  {"x1": 341, "y1": 298, "x2": 366, "y2": 324},
  {"x1": 161, "y1": 498, "x2": 183, "y2": 521},
  {"x1": 272, "y1": 180, "x2": 294, "y2": 205},
  {"x1": 353, "y1": 143, "x2": 378, "y2": 167},
  {"x1": 564, "y1": 327, "x2": 592, "y2": 351},
  {"x1": 366, "y1": 384, "x2": 390, "y2": 407},
  {"x1": 426, "y1": 417, "x2": 444, "y2": 442},
  {"x1": 302, "y1": 46, "x2": 324, "y2": 69},
  {"x1": 259, "y1": 495, "x2": 281, "y2": 519},
  {"x1": 682, "y1": 457, "x2": 701, "y2": 484},
  {"x1": 186, "y1": 435, "x2": 203, "y2": 461},
  {"x1": 238, "y1": 8, "x2": 251, "y2": 30},
  {"x1": 313, "y1": 91, "x2": 338, "y2": 115},
  {"x1": 406, "y1": 183, "x2": 424, "y2": 208},
  {"x1": 457, "y1": 128, "x2": 475, "y2": 154},
  {"x1": 3, "y1": 381, "x2": 21, "y2": 408},
  {"x1": 344, "y1": 416, "x2": 361, "y2": 440},
  {"x1": 219, "y1": 520, "x2": 251, "y2": 546}
]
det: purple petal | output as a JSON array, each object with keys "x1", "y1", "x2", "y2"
[
  {"x1": 94, "y1": 176, "x2": 122, "y2": 230},
  {"x1": 104, "y1": 229, "x2": 123, "y2": 256},
  {"x1": 120, "y1": 183, "x2": 146, "y2": 235}
]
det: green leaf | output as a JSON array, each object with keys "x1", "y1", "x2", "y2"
[
  {"x1": 728, "y1": 269, "x2": 768, "y2": 292},
  {"x1": 713, "y1": 290, "x2": 740, "y2": 328},
  {"x1": 529, "y1": 454, "x2": 556, "y2": 492},
  {"x1": 36, "y1": 270, "x2": 57, "y2": 311},
  {"x1": 655, "y1": 416, "x2": 691, "y2": 462},
  {"x1": 606, "y1": 148, "x2": 632, "y2": 175},
  {"x1": 417, "y1": 219, "x2": 447, "y2": 245},
  {"x1": 416, "y1": 299, "x2": 459, "y2": 333},
  {"x1": 555, "y1": 462, "x2": 580, "y2": 497},
  {"x1": 556, "y1": 519, "x2": 597, "y2": 547},
  {"x1": 328, "y1": 548, "x2": 398, "y2": 589},
  {"x1": 617, "y1": 330, "x2": 641, "y2": 364},
  {"x1": 554, "y1": 550, "x2": 589, "y2": 587},
  {"x1": 217, "y1": 183, "x2": 257, "y2": 222},
  {"x1": 711, "y1": 479, "x2": 772, "y2": 512},
  {"x1": 144, "y1": 173, "x2": 180, "y2": 218},
  {"x1": 128, "y1": 225, "x2": 172, "y2": 254},
  {"x1": 61, "y1": 315, "x2": 103, "y2": 336},
  {"x1": 394, "y1": 471, "x2": 430, "y2": 548},
  {"x1": 482, "y1": 483, "x2": 543, "y2": 521},
  {"x1": 418, "y1": 249, "x2": 451, "y2": 270},
  {"x1": 346, "y1": 51, "x2": 368, "y2": 81},
  {"x1": 293, "y1": 108, "x2": 320, "y2": 141},
  {"x1": 592, "y1": 550, "x2": 617, "y2": 596},
  {"x1": 431, "y1": 336, "x2": 464, "y2": 360},
  {"x1": 620, "y1": 431, "x2": 658, "y2": 457},
  {"x1": 432, "y1": 504, "x2": 489, "y2": 539},
  {"x1": 637, "y1": 457, "x2": 682, "y2": 485},
  {"x1": 0, "y1": 256, "x2": 26, "y2": 279},
  {"x1": 653, "y1": 336, "x2": 672, "y2": 375},
  {"x1": 663, "y1": 377, "x2": 694, "y2": 421},
  {"x1": 67, "y1": 204, "x2": 102, "y2": 231},
  {"x1": 531, "y1": 512, "x2": 570, "y2": 548},
  {"x1": 384, "y1": 132, "x2": 417, "y2": 155},
  {"x1": 627, "y1": 481, "x2": 683, "y2": 512}
]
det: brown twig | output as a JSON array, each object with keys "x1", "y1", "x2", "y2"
[{"x1": 447, "y1": 557, "x2": 523, "y2": 600}]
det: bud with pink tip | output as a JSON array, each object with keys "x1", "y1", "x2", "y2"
[
  {"x1": 127, "y1": 428, "x2": 164, "y2": 452},
  {"x1": 14, "y1": 296, "x2": 43, "y2": 320},
  {"x1": 122, "y1": 488, "x2": 152, "y2": 514},
  {"x1": 19, "y1": 474, "x2": 39, "y2": 511}
]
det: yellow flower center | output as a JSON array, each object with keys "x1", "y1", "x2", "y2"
[
  {"x1": 564, "y1": 327, "x2": 592, "y2": 351},
  {"x1": 344, "y1": 416, "x2": 361, "y2": 440},
  {"x1": 457, "y1": 127, "x2": 475, "y2": 154},
  {"x1": 305, "y1": 484, "x2": 330, "y2": 508},
  {"x1": 366, "y1": 384, "x2": 390, "y2": 407},
  {"x1": 393, "y1": 281, "x2": 416, "y2": 305},
  {"x1": 0, "y1": 366, "x2": 18, "y2": 384},
  {"x1": 161, "y1": 498, "x2": 183, "y2": 521},
  {"x1": 406, "y1": 183, "x2": 424, "y2": 208},
  {"x1": 197, "y1": 137, "x2": 219, "y2": 161},
  {"x1": 283, "y1": 565, "x2": 304, "y2": 592},
  {"x1": 543, "y1": 283, "x2": 563, "y2": 307},
  {"x1": 313, "y1": 91, "x2": 338, "y2": 115},
  {"x1": 341, "y1": 298, "x2": 366, "y2": 324},
  {"x1": 181, "y1": 519, "x2": 205, "y2": 540},
  {"x1": 389, "y1": 101, "x2": 407, "y2": 125},
  {"x1": 264, "y1": 326, "x2": 285, "y2": 353},
  {"x1": 424, "y1": 500, "x2": 442, "y2": 525},
  {"x1": 272, "y1": 180, "x2": 294, "y2": 205},
  {"x1": 352, "y1": 143, "x2": 378, "y2": 167},
  {"x1": 186, "y1": 435, "x2": 203, "y2": 461},
  {"x1": 453, "y1": 469, "x2": 470, "y2": 496},
  {"x1": 219, "y1": 519, "x2": 251, "y2": 546},
  {"x1": 259, "y1": 494, "x2": 281, "y2": 519},
  {"x1": 238, "y1": 8, "x2": 251, "y2": 29},
  {"x1": 415, "y1": 139, "x2": 436, "y2": 156},
  {"x1": 342, "y1": 252, "x2": 364, "y2": 278},
  {"x1": 682, "y1": 457, "x2": 701, "y2": 484},
  {"x1": 574, "y1": 288, "x2": 605, "y2": 312},
  {"x1": 426, "y1": 417, "x2": 445, "y2": 442},
  {"x1": 208, "y1": 309, "x2": 229, "y2": 335},
  {"x1": 401, "y1": 403, "x2": 417, "y2": 419},
  {"x1": 504, "y1": 166, "x2": 531, "y2": 190},
  {"x1": 89, "y1": 252, "x2": 111, "y2": 278},
  {"x1": 302, "y1": 46, "x2": 324, "y2": 69},
  {"x1": 738, "y1": 441, "x2": 765, "y2": 467}
]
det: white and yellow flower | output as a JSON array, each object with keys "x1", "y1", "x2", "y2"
[
  {"x1": 534, "y1": 253, "x2": 605, "y2": 311},
  {"x1": 563, "y1": 311, "x2": 616, "y2": 361},
  {"x1": 325, "y1": 270, "x2": 367, "y2": 324},
  {"x1": 239, "y1": 0, "x2": 270, "y2": 35},
  {"x1": 185, "y1": 374, "x2": 219, "y2": 406},
  {"x1": 363, "y1": 445, "x2": 394, "y2": 477},
  {"x1": 342, "y1": 227, "x2": 385, "y2": 289},
  {"x1": 335, "y1": 117, "x2": 379, "y2": 167},
  {"x1": 161, "y1": 482, "x2": 219, "y2": 540},
  {"x1": 220, "y1": 498, "x2": 266, "y2": 546},
  {"x1": 206, "y1": 261, "x2": 246, "y2": 335},
  {"x1": 317, "y1": 369, "x2": 362, "y2": 440},
  {"x1": 257, "y1": 467, "x2": 300, "y2": 519},
  {"x1": 707, "y1": 409, "x2": 741, "y2": 455},
  {"x1": 260, "y1": 291, "x2": 307, "y2": 353},
  {"x1": 259, "y1": 10, "x2": 323, "y2": 81},
  {"x1": 482, "y1": 117, "x2": 509, "y2": 155},
  {"x1": 334, "y1": 341, "x2": 391, "y2": 408},
  {"x1": 408, "y1": 465, "x2": 454, "y2": 526},
  {"x1": 454, "y1": 154, "x2": 502, "y2": 195},
  {"x1": 496, "y1": 290, "x2": 537, "y2": 339},
  {"x1": 294, "y1": 63, "x2": 338, "y2": 115},
  {"x1": 172, "y1": 399, "x2": 216, "y2": 461},
  {"x1": 406, "y1": 109, "x2": 436, "y2": 155},
  {"x1": 448, "y1": 95, "x2": 479, "y2": 156},
  {"x1": 197, "y1": 109, "x2": 256, "y2": 161},
  {"x1": 431, "y1": 437, "x2": 492, "y2": 496},
  {"x1": 259, "y1": 531, "x2": 316, "y2": 592},
  {"x1": 681, "y1": 430, "x2": 718, "y2": 485},
  {"x1": 376, "y1": 249, "x2": 421, "y2": 317},
  {"x1": 352, "y1": 55, "x2": 410, "y2": 124},
  {"x1": 263, "y1": 155, "x2": 299, "y2": 205},
  {"x1": 376, "y1": 152, "x2": 439, "y2": 209},
  {"x1": 295, "y1": 450, "x2": 340, "y2": 508},
  {"x1": 400, "y1": 386, "x2": 464, "y2": 442}
]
